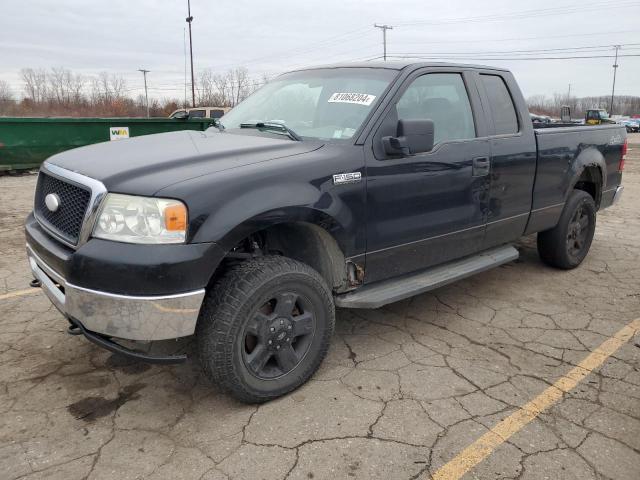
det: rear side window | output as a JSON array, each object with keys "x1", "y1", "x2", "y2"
[{"x1": 481, "y1": 75, "x2": 518, "y2": 135}]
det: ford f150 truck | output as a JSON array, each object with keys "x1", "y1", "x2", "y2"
[{"x1": 25, "y1": 62, "x2": 626, "y2": 402}]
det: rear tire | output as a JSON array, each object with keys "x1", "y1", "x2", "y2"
[
  {"x1": 537, "y1": 190, "x2": 596, "y2": 269},
  {"x1": 196, "y1": 256, "x2": 335, "y2": 403}
]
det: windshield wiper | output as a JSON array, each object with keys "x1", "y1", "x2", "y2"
[{"x1": 240, "y1": 122, "x2": 301, "y2": 141}]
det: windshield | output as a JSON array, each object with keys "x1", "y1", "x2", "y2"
[{"x1": 219, "y1": 68, "x2": 397, "y2": 140}]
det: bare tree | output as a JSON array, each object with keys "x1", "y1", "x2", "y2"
[
  {"x1": 195, "y1": 67, "x2": 259, "y2": 107},
  {"x1": 229, "y1": 67, "x2": 250, "y2": 106},
  {"x1": 528, "y1": 93, "x2": 640, "y2": 118},
  {"x1": 48, "y1": 67, "x2": 85, "y2": 106},
  {"x1": 90, "y1": 71, "x2": 127, "y2": 105},
  {"x1": 197, "y1": 69, "x2": 225, "y2": 106},
  {"x1": 212, "y1": 71, "x2": 232, "y2": 107},
  {"x1": 0, "y1": 80, "x2": 15, "y2": 114},
  {"x1": 21, "y1": 68, "x2": 48, "y2": 103},
  {"x1": 0, "y1": 80, "x2": 13, "y2": 102}
]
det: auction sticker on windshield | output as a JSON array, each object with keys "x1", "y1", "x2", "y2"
[{"x1": 328, "y1": 92, "x2": 376, "y2": 106}]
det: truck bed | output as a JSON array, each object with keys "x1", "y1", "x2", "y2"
[{"x1": 525, "y1": 124, "x2": 625, "y2": 234}]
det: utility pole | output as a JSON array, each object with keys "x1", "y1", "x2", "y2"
[
  {"x1": 183, "y1": 28, "x2": 188, "y2": 108},
  {"x1": 186, "y1": 0, "x2": 196, "y2": 107},
  {"x1": 138, "y1": 69, "x2": 150, "y2": 118},
  {"x1": 567, "y1": 83, "x2": 571, "y2": 100},
  {"x1": 609, "y1": 45, "x2": 620, "y2": 115},
  {"x1": 374, "y1": 24, "x2": 393, "y2": 61}
]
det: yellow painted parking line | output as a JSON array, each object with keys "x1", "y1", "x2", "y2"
[
  {"x1": 430, "y1": 317, "x2": 640, "y2": 480},
  {"x1": 0, "y1": 288, "x2": 40, "y2": 301}
]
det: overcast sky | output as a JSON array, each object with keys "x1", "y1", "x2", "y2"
[{"x1": 1, "y1": 0, "x2": 639, "y2": 101}]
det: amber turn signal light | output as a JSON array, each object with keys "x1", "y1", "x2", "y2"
[{"x1": 164, "y1": 204, "x2": 187, "y2": 231}]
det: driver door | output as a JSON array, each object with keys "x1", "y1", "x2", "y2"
[{"x1": 363, "y1": 69, "x2": 491, "y2": 283}]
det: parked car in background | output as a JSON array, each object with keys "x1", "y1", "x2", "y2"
[
  {"x1": 530, "y1": 113, "x2": 552, "y2": 125},
  {"x1": 170, "y1": 106, "x2": 231, "y2": 119},
  {"x1": 620, "y1": 119, "x2": 639, "y2": 133}
]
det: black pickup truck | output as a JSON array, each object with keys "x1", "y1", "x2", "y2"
[{"x1": 25, "y1": 62, "x2": 626, "y2": 402}]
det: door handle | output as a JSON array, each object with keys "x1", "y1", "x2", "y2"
[{"x1": 472, "y1": 156, "x2": 490, "y2": 177}]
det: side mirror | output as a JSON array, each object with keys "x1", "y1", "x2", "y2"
[{"x1": 382, "y1": 119, "x2": 434, "y2": 156}]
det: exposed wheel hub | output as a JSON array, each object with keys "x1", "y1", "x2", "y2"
[{"x1": 267, "y1": 317, "x2": 293, "y2": 351}]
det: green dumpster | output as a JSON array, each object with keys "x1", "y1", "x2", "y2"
[{"x1": 0, "y1": 117, "x2": 216, "y2": 171}]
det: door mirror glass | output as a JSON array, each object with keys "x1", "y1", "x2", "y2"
[{"x1": 382, "y1": 119, "x2": 434, "y2": 156}]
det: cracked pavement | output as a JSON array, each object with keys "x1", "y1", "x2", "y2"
[{"x1": 0, "y1": 134, "x2": 639, "y2": 480}]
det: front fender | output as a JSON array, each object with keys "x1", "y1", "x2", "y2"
[
  {"x1": 212, "y1": 204, "x2": 348, "y2": 253},
  {"x1": 157, "y1": 143, "x2": 367, "y2": 258}
]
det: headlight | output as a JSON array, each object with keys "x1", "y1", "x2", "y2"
[{"x1": 93, "y1": 193, "x2": 187, "y2": 244}]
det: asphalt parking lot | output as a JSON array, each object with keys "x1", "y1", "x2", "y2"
[{"x1": 1, "y1": 134, "x2": 639, "y2": 480}]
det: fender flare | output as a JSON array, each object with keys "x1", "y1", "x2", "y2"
[
  {"x1": 214, "y1": 209, "x2": 350, "y2": 291},
  {"x1": 215, "y1": 206, "x2": 345, "y2": 253},
  {"x1": 566, "y1": 147, "x2": 606, "y2": 206}
]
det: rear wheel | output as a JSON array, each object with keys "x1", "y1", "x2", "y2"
[
  {"x1": 537, "y1": 190, "x2": 596, "y2": 269},
  {"x1": 196, "y1": 256, "x2": 334, "y2": 403}
]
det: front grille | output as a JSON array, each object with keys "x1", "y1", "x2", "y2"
[{"x1": 34, "y1": 172, "x2": 91, "y2": 245}]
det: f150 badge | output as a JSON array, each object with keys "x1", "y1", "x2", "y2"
[
  {"x1": 333, "y1": 172, "x2": 362, "y2": 185},
  {"x1": 608, "y1": 134, "x2": 623, "y2": 145}
]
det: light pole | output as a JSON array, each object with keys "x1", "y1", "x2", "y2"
[
  {"x1": 610, "y1": 45, "x2": 620, "y2": 115},
  {"x1": 138, "y1": 69, "x2": 150, "y2": 118},
  {"x1": 374, "y1": 24, "x2": 393, "y2": 61},
  {"x1": 186, "y1": 0, "x2": 196, "y2": 107}
]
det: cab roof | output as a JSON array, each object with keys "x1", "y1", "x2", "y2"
[{"x1": 289, "y1": 61, "x2": 510, "y2": 73}]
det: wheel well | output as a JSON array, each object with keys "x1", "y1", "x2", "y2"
[
  {"x1": 574, "y1": 166, "x2": 602, "y2": 208},
  {"x1": 213, "y1": 222, "x2": 351, "y2": 293}
]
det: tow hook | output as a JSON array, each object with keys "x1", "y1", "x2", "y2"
[
  {"x1": 29, "y1": 279, "x2": 41, "y2": 288},
  {"x1": 67, "y1": 322, "x2": 82, "y2": 336}
]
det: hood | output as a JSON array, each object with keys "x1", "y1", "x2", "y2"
[{"x1": 46, "y1": 129, "x2": 323, "y2": 196}]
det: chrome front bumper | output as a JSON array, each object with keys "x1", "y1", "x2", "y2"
[{"x1": 26, "y1": 244, "x2": 205, "y2": 341}]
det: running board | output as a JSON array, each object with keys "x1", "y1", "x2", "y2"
[{"x1": 335, "y1": 245, "x2": 519, "y2": 309}]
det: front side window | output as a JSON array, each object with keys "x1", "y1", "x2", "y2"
[
  {"x1": 395, "y1": 73, "x2": 476, "y2": 145},
  {"x1": 480, "y1": 74, "x2": 518, "y2": 135},
  {"x1": 219, "y1": 68, "x2": 397, "y2": 140},
  {"x1": 189, "y1": 109, "x2": 206, "y2": 118}
]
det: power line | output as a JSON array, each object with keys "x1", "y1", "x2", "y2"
[
  {"x1": 393, "y1": 0, "x2": 639, "y2": 27},
  {"x1": 378, "y1": 53, "x2": 640, "y2": 61},
  {"x1": 387, "y1": 43, "x2": 640, "y2": 57},
  {"x1": 210, "y1": 26, "x2": 373, "y2": 71},
  {"x1": 390, "y1": 30, "x2": 640, "y2": 47}
]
